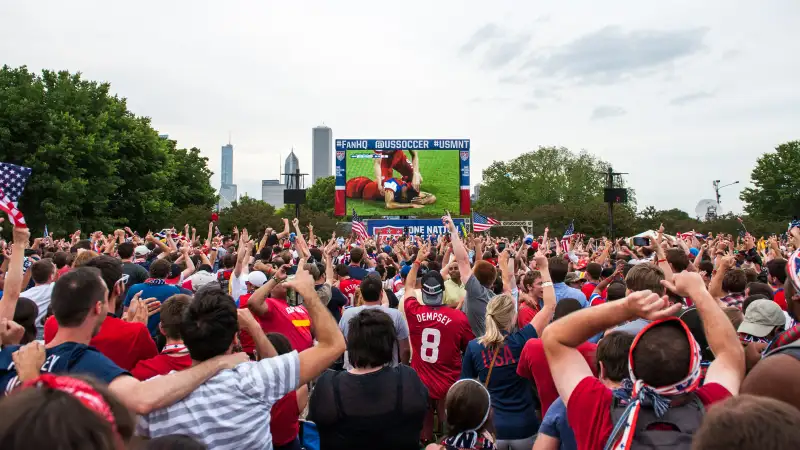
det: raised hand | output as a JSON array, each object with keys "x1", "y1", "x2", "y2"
[
  {"x1": 285, "y1": 263, "x2": 316, "y2": 299},
  {"x1": 661, "y1": 271, "x2": 708, "y2": 298},
  {"x1": 625, "y1": 290, "x2": 682, "y2": 321},
  {"x1": 0, "y1": 318, "x2": 25, "y2": 346},
  {"x1": 12, "y1": 341, "x2": 46, "y2": 382}
]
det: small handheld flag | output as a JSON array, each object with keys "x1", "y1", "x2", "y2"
[
  {"x1": 0, "y1": 162, "x2": 32, "y2": 228},
  {"x1": 351, "y1": 209, "x2": 369, "y2": 240}
]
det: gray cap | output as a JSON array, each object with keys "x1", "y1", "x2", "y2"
[
  {"x1": 738, "y1": 300, "x2": 785, "y2": 338},
  {"x1": 421, "y1": 272, "x2": 445, "y2": 306}
]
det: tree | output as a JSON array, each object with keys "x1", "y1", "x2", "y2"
[
  {"x1": 740, "y1": 141, "x2": 800, "y2": 220},
  {"x1": 0, "y1": 65, "x2": 216, "y2": 235},
  {"x1": 305, "y1": 176, "x2": 335, "y2": 213}
]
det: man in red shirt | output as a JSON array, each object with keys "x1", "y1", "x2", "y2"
[
  {"x1": 517, "y1": 270, "x2": 542, "y2": 329},
  {"x1": 44, "y1": 255, "x2": 158, "y2": 371},
  {"x1": 131, "y1": 294, "x2": 193, "y2": 380},
  {"x1": 767, "y1": 259, "x2": 788, "y2": 310},
  {"x1": 337, "y1": 264, "x2": 361, "y2": 307},
  {"x1": 581, "y1": 263, "x2": 602, "y2": 300},
  {"x1": 237, "y1": 270, "x2": 268, "y2": 357},
  {"x1": 247, "y1": 264, "x2": 313, "y2": 352},
  {"x1": 403, "y1": 245, "x2": 474, "y2": 442},
  {"x1": 542, "y1": 271, "x2": 745, "y2": 450}
]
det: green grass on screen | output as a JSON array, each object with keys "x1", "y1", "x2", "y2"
[{"x1": 346, "y1": 150, "x2": 460, "y2": 217}]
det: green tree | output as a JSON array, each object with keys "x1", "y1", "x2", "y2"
[
  {"x1": 216, "y1": 195, "x2": 277, "y2": 235},
  {"x1": 0, "y1": 65, "x2": 216, "y2": 235},
  {"x1": 305, "y1": 176, "x2": 335, "y2": 213},
  {"x1": 740, "y1": 141, "x2": 800, "y2": 220}
]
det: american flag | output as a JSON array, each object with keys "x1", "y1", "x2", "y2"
[
  {"x1": 561, "y1": 220, "x2": 575, "y2": 253},
  {"x1": 472, "y1": 211, "x2": 499, "y2": 232},
  {"x1": 0, "y1": 162, "x2": 32, "y2": 228},
  {"x1": 351, "y1": 209, "x2": 369, "y2": 240}
]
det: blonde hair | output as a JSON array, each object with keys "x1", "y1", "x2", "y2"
[
  {"x1": 479, "y1": 294, "x2": 516, "y2": 350},
  {"x1": 72, "y1": 250, "x2": 99, "y2": 268}
]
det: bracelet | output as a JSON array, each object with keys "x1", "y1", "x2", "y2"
[
  {"x1": 658, "y1": 259, "x2": 666, "y2": 263},
  {"x1": 541, "y1": 281, "x2": 553, "y2": 287},
  {"x1": 413, "y1": 261, "x2": 421, "y2": 266}
]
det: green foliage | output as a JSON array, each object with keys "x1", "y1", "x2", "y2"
[
  {"x1": 740, "y1": 141, "x2": 800, "y2": 220},
  {"x1": 0, "y1": 65, "x2": 216, "y2": 236},
  {"x1": 306, "y1": 176, "x2": 335, "y2": 213},
  {"x1": 216, "y1": 195, "x2": 278, "y2": 235}
]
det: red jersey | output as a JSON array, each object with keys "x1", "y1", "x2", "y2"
[
  {"x1": 774, "y1": 288, "x2": 787, "y2": 311},
  {"x1": 517, "y1": 304, "x2": 537, "y2": 329},
  {"x1": 44, "y1": 314, "x2": 157, "y2": 371},
  {"x1": 258, "y1": 298, "x2": 313, "y2": 352},
  {"x1": 339, "y1": 278, "x2": 361, "y2": 307},
  {"x1": 517, "y1": 338, "x2": 597, "y2": 416},
  {"x1": 130, "y1": 350, "x2": 193, "y2": 380},
  {"x1": 376, "y1": 149, "x2": 414, "y2": 183},
  {"x1": 404, "y1": 296, "x2": 474, "y2": 400},
  {"x1": 568, "y1": 377, "x2": 731, "y2": 450},
  {"x1": 581, "y1": 282, "x2": 598, "y2": 300},
  {"x1": 270, "y1": 391, "x2": 300, "y2": 446},
  {"x1": 238, "y1": 292, "x2": 258, "y2": 355}
]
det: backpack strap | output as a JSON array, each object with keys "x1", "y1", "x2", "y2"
[
  {"x1": 765, "y1": 339, "x2": 800, "y2": 359},
  {"x1": 484, "y1": 346, "x2": 501, "y2": 388}
]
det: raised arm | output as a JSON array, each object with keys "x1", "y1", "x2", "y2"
[
  {"x1": 405, "y1": 244, "x2": 428, "y2": 300},
  {"x1": 531, "y1": 251, "x2": 556, "y2": 337},
  {"x1": 233, "y1": 229, "x2": 250, "y2": 278},
  {"x1": 180, "y1": 246, "x2": 196, "y2": 280},
  {"x1": 542, "y1": 290, "x2": 680, "y2": 405},
  {"x1": 0, "y1": 228, "x2": 31, "y2": 321},
  {"x1": 444, "y1": 213, "x2": 472, "y2": 282},
  {"x1": 248, "y1": 265, "x2": 290, "y2": 317},
  {"x1": 238, "y1": 309, "x2": 277, "y2": 359},
  {"x1": 287, "y1": 264, "x2": 346, "y2": 386},
  {"x1": 277, "y1": 218, "x2": 290, "y2": 239},
  {"x1": 498, "y1": 249, "x2": 515, "y2": 294},
  {"x1": 662, "y1": 272, "x2": 745, "y2": 394}
]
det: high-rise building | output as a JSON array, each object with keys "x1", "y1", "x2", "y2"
[
  {"x1": 473, "y1": 184, "x2": 481, "y2": 202},
  {"x1": 261, "y1": 179, "x2": 285, "y2": 208},
  {"x1": 284, "y1": 149, "x2": 300, "y2": 189},
  {"x1": 221, "y1": 144, "x2": 234, "y2": 186},
  {"x1": 312, "y1": 125, "x2": 332, "y2": 184},
  {"x1": 219, "y1": 142, "x2": 237, "y2": 209}
]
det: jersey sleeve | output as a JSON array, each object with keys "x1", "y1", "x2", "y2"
[
  {"x1": 242, "y1": 351, "x2": 301, "y2": 405},
  {"x1": 134, "y1": 325, "x2": 158, "y2": 365},
  {"x1": 383, "y1": 179, "x2": 400, "y2": 193}
]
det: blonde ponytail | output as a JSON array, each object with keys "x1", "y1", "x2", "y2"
[{"x1": 479, "y1": 294, "x2": 516, "y2": 350}]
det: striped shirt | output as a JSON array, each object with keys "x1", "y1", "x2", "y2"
[{"x1": 136, "y1": 351, "x2": 300, "y2": 449}]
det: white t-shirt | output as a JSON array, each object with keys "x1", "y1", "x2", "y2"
[
  {"x1": 20, "y1": 283, "x2": 54, "y2": 335},
  {"x1": 229, "y1": 271, "x2": 249, "y2": 303}
]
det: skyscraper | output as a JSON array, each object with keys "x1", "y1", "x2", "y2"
[
  {"x1": 284, "y1": 149, "x2": 300, "y2": 189},
  {"x1": 221, "y1": 144, "x2": 233, "y2": 186},
  {"x1": 312, "y1": 125, "x2": 332, "y2": 184},
  {"x1": 219, "y1": 142, "x2": 237, "y2": 209},
  {"x1": 261, "y1": 179, "x2": 285, "y2": 208}
]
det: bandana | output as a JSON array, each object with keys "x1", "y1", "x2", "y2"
[
  {"x1": 161, "y1": 344, "x2": 189, "y2": 355},
  {"x1": 443, "y1": 379, "x2": 492, "y2": 449},
  {"x1": 604, "y1": 317, "x2": 702, "y2": 450},
  {"x1": 144, "y1": 278, "x2": 166, "y2": 285},
  {"x1": 23, "y1": 374, "x2": 117, "y2": 433},
  {"x1": 788, "y1": 249, "x2": 800, "y2": 292}
]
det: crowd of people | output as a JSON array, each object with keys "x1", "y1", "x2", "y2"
[{"x1": 1, "y1": 216, "x2": 800, "y2": 450}]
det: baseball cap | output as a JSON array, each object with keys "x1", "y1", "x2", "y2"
[
  {"x1": 524, "y1": 234, "x2": 534, "y2": 245},
  {"x1": 565, "y1": 272, "x2": 585, "y2": 284},
  {"x1": 400, "y1": 264, "x2": 413, "y2": 279},
  {"x1": 383, "y1": 245, "x2": 392, "y2": 254},
  {"x1": 247, "y1": 271, "x2": 268, "y2": 288},
  {"x1": 421, "y1": 271, "x2": 445, "y2": 306},
  {"x1": 689, "y1": 248, "x2": 699, "y2": 257},
  {"x1": 283, "y1": 242, "x2": 291, "y2": 249},
  {"x1": 738, "y1": 299, "x2": 785, "y2": 337},
  {"x1": 134, "y1": 245, "x2": 150, "y2": 256}
]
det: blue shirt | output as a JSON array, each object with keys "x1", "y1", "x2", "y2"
[
  {"x1": 124, "y1": 282, "x2": 183, "y2": 336},
  {"x1": 553, "y1": 283, "x2": 588, "y2": 308},
  {"x1": 461, "y1": 324, "x2": 540, "y2": 440},
  {"x1": 0, "y1": 342, "x2": 128, "y2": 394},
  {"x1": 539, "y1": 397, "x2": 577, "y2": 450},
  {"x1": 347, "y1": 265, "x2": 369, "y2": 281}
]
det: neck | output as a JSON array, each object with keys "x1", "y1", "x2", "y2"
[
  {"x1": 349, "y1": 366, "x2": 383, "y2": 375},
  {"x1": 602, "y1": 379, "x2": 622, "y2": 389},
  {"x1": 165, "y1": 337, "x2": 184, "y2": 346},
  {"x1": 363, "y1": 300, "x2": 380, "y2": 306},
  {"x1": 35, "y1": 281, "x2": 51, "y2": 287},
  {"x1": 121, "y1": 257, "x2": 133, "y2": 262},
  {"x1": 48, "y1": 326, "x2": 94, "y2": 348}
]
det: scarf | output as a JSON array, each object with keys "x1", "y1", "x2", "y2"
[
  {"x1": 144, "y1": 278, "x2": 166, "y2": 285},
  {"x1": 161, "y1": 344, "x2": 189, "y2": 355},
  {"x1": 24, "y1": 373, "x2": 117, "y2": 433},
  {"x1": 443, "y1": 379, "x2": 492, "y2": 449},
  {"x1": 604, "y1": 317, "x2": 702, "y2": 450}
]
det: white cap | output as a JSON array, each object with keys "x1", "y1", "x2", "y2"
[
  {"x1": 247, "y1": 271, "x2": 268, "y2": 287},
  {"x1": 134, "y1": 245, "x2": 150, "y2": 256}
]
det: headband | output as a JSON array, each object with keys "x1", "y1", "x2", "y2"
[
  {"x1": 443, "y1": 379, "x2": 492, "y2": 449},
  {"x1": 605, "y1": 317, "x2": 702, "y2": 450},
  {"x1": 788, "y1": 249, "x2": 800, "y2": 292},
  {"x1": 23, "y1": 374, "x2": 117, "y2": 433}
]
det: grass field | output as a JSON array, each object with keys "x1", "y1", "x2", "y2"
[{"x1": 347, "y1": 150, "x2": 460, "y2": 217}]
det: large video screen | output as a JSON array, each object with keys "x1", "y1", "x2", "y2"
[{"x1": 334, "y1": 139, "x2": 470, "y2": 217}]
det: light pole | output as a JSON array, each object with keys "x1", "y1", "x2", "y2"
[{"x1": 713, "y1": 180, "x2": 739, "y2": 206}]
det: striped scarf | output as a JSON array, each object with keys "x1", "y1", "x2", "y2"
[{"x1": 604, "y1": 317, "x2": 702, "y2": 450}]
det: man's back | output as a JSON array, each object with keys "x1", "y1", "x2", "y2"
[
  {"x1": 124, "y1": 282, "x2": 182, "y2": 336},
  {"x1": 138, "y1": 352, "x2": 300, "y2": 450},
  {"x1": 554, "y1": 283, "x2": 588, "y2": 308},
  {"x1": 122, "y1": 261, "x2": 149, "y2": 287},
  {"x1": 21, "y1": 283, "x2": 53, "y2": 335},
  {"x1": 404, "y1": 297, "x2": 473, "y2": 400},
  {"x1": 339, "y1": 305, "x2": 409, "y2": 369}
]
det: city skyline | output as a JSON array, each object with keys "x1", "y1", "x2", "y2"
[{"x1": 312, "y1": 125, "x2": 333, "y2": 185}]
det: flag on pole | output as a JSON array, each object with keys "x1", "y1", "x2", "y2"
[
  {"x1": 0, "y1": 162, "x2": 32, "y2": 228},
  {"x1": 351, "y1": 209, "x2": 369, "y2": 240},
  {"x1": 561, "y1": 220, "x2": 575, "y2": 253},
  {"x1": 472, "y1": 212, "x2": 499, "y2": 232},
  {"x1": 43, "y1": 224, "x2": 49, "y2": 238}
]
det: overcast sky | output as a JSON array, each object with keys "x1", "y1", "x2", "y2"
[{"x1": 2, "y1": 0, "x2": 798, "y2": 217}]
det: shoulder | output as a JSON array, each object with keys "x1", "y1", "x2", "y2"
[{"x1": 567, "y1": 376, "x2": 611, "y2": 416}]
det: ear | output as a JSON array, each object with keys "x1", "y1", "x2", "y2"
[
  {"x1": 94, "y1": 300, "x2": 104, "y2": 316},
  {"x1": 114, "y1": 282, "x2": 123, "y2": 299}
]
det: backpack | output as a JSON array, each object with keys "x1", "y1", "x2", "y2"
[
  {"x1": 608, "y1": 393, "x2": 705, "y2": 450},
  {"x1": 764, "y1": 339, "x2": 800, "y2": 359}
]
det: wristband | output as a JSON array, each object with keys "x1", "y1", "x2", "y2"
[
  {"x1": 541, "y1": 281, "x2": 553, "y2": 288},
  {"x1": 658, "y1": 259, "x2": 666, "y2": 263},
  {"x1": 413, "y1": 261, "x2": 421, "y2": 266}
]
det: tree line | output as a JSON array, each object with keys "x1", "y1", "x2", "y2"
[{"x1": 0, "y1": 65, "x2": 794, "y2": 240}]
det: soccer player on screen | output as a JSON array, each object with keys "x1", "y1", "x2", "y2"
[
  {"x1": 374, "y1": 149, "x2": 421, "y2": 196},
  {"x1": 345, "y1": 149, "x2": 436, "y2": 209}
]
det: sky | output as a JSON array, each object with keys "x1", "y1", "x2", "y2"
[{"x1": 2, "y1": 0, "x2": 799, "y2": 217}]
